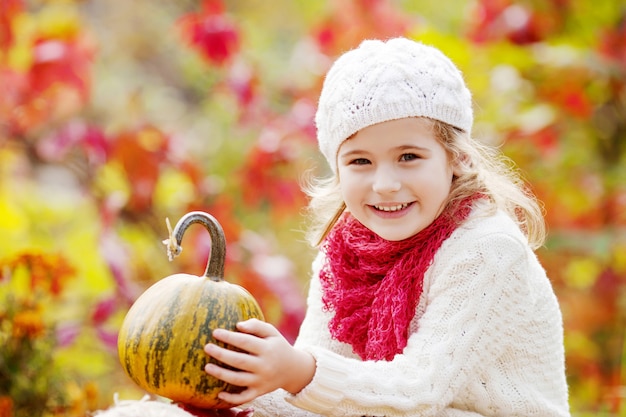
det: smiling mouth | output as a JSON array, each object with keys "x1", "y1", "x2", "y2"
[{"x1": 372, "y1": 202, "x2": 411, "y2": 212}]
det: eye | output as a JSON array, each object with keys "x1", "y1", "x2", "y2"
[
  {"x1": 350, "y1": 158, "x2": 371, "y2": 165},
  {"x1": 400, "y1": 153, "x2": 421, "y2": 162}
]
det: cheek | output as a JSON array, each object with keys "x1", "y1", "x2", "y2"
[
  {"x1": 438, "y1": 156, "x2": 456, "y2": 184},
  {"x1": 339, "y1": 177, "x2": 355, "y2": 201},
  {"x1": 338, "y1": 171, "x2": 363, "y2": 202}
]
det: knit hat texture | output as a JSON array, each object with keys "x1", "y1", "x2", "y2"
[{"x1": 315, "y1": 37, "x2": 473, "y2": 172}]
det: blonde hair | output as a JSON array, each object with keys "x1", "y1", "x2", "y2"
[{"x1": 303, "y1": 118, "x2": 546, "y2": 249}]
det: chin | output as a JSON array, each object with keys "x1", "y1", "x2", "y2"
[{"x1": 372, "y1": 229, "x2": 417, "y2": 242}]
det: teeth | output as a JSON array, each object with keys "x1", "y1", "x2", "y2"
[{"x1": 374, "y1": 203, "x2": 409, "y2": 212}]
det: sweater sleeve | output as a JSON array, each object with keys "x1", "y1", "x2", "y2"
[{"x1": 283, "y1": 226, "x2": 567, "y2": 417}]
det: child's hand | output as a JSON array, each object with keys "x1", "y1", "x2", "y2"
[{"x1": 204, "y1": 318, "x2": 316, "y2": 405}]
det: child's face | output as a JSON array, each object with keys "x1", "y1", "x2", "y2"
[{"x1": 337, "y1": 117, "x2": 457, "y2": 241}]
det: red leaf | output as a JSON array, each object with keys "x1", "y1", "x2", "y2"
[
  {"x1": 0, "y1": 68, "x2": 30, "y2": 134},
  {"x1": 507, "y1": 125, "x2": 560, "y2": 157},
  {"x1": 468, "y1": 0, "x2": 567, "y2": 45},
  {"x1": 175, "y1": 158, "x2": 206, "y2": 191},
  {"x1": 56, "y1": 322, "x2": 81, "y2": 347},
  {"x1": 29, "y1": 36, "x2": 95, "y2": 99},
  {"x1": 4, "y1": 251, "x2": 76, "y2": 297},
  {"x1": 37, "y1": 121, "x2": 110, "y2": 165},
  {"x1": 312, "y1": 0, "x2": 411, "y2": 56},
  {"x1": 562, "y1": 90, "x2": 592, "y2": 118},
  {"x1": 599, "y1": 12, "x2": 626, "y2": 68},
  {"x1": 91, "y1": 297, "x2": 118, "y2": 325},
  {"x1": 177, "y1": 1, "x2": 239, "y2": 67},
  {"x1": 0, "y1": 0, "x2": 23, "y2": 52},
  {"x1": 200, "y1": 0, "x2": 225, "y2": 15},
  {"x1": 198, "y1": 195, "x2": 242, "y2": 244},
  {"x1": 96, "y1": 327, "x2": 118, "y2": 350},
  {"x1": 227, "y1": 61, "x2": 259, "y2": 110},
  {"x1": 111, "y1": 125, "x2": 170, "y2": 214}
]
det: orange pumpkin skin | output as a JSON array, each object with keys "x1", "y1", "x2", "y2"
[
  {"x1": 118, "y1": 273, "x2": 264, "y2": 409},
  {"x1": 117, "y1": 211, "x2": 265, "y2": 409}
]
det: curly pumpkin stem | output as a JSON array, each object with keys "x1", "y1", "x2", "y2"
[{"x1": 163, "y1": 211, "x2": 226, "y2": 281}]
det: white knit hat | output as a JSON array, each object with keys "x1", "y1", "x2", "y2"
[{"x1": 315, "y1": 37, "x2": 473, "y2": 173}]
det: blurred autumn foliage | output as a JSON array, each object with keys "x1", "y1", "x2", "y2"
[{"x1": 0, "y1": 0, "x2": 624, "y2": 416}]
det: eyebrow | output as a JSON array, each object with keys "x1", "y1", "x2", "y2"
[
  {"x1": 338, "y1": 149, "x2": 366, "y2": 158},
  {"x1": 396, "y1": 144, "x2": 431, "y2": 152},
  {"x1": 339, "y1": 144, "x2": 431, "y2": 158}
]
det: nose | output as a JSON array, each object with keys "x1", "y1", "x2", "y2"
[{"x1": 372, "y1": 164, "x2": 401, "y2": 194}]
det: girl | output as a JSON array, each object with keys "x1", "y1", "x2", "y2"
[{"x1": 202, "y1": 37, "x2": 571, "y2": 416}]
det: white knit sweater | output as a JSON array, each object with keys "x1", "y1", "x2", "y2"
[{"x1": 248, "y1": 208, "x2": 571, "y2": 416}]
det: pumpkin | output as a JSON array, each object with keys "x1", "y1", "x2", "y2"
[{"x1": 117, "y1": 211, "x2": 265, "y2": 409}]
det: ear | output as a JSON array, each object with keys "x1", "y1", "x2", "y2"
[{"x1": 451, "y1": 153, "x2": 469, "y2": 177}]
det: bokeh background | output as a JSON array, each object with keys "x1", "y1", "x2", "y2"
[{"x1": 0, "y1": 0, "x2": 624, "y2": 416}]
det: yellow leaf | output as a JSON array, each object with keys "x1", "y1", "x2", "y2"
[{"x1": 564, "y1": 257, "x2": 601, "y2": 289}]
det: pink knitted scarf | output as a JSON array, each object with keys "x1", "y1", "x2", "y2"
[{"x1": 319, "y1": 196, "x2": 477, "y2": 361}]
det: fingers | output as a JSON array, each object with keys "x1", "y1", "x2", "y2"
[
  {"x1": 210, "y1": 327, "x2": 260, "y2": 356},
  {"x1": 205, "y1": 362, "x2": 248, "y2": 386},
  {"x1": 215, "y1": 387, "x2": 259, "y2": 406},
  {"x1": 210, "y1": 319, "x2": 280, "y2": 355},
  {"x1": 204, "y1": 352, "x2": 261, "y2": 404},
  {"x1": 203, "y1": 320, "x2": 294, "y2": 403},
  {"x1": 236, "y1": 318, "x2": 279, "y2": 338},
  {"x1": 203, "y1": 326, "x2": 263, "y2": 389},
  {"x1": 205, "y1": 343, "x2": 254, "y2": 374}
]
